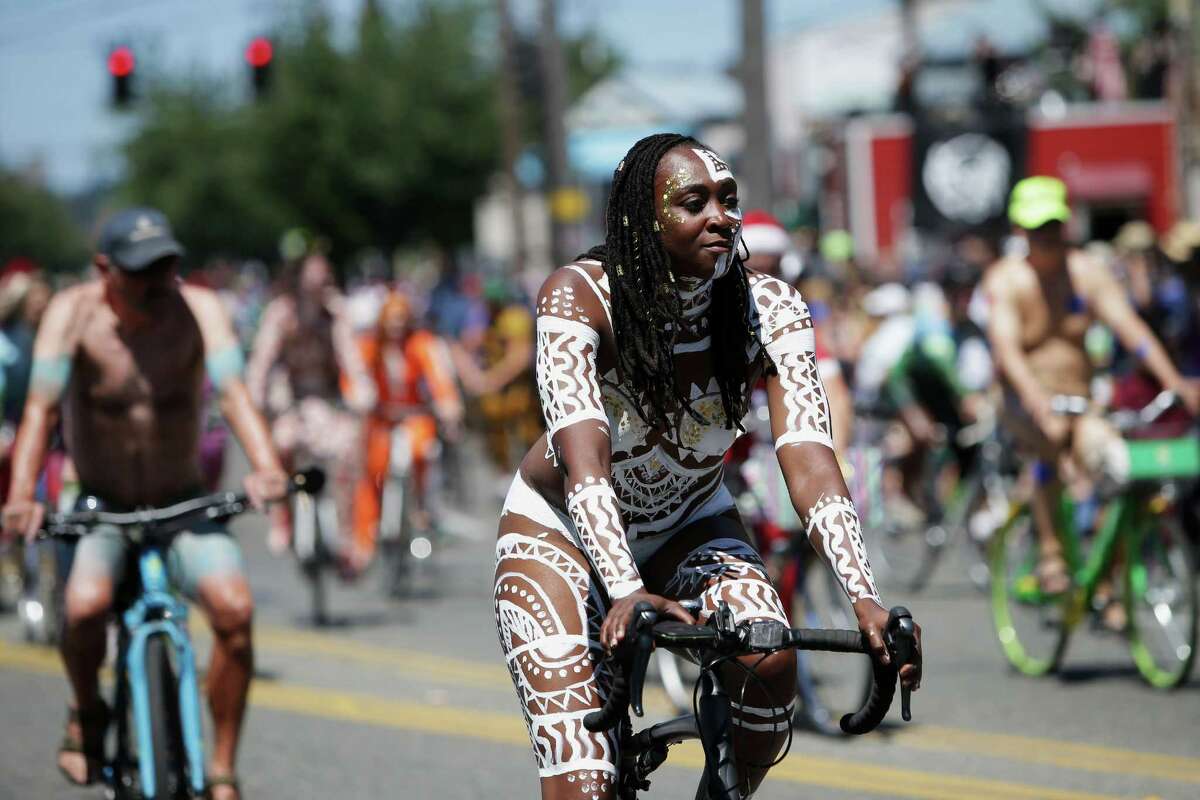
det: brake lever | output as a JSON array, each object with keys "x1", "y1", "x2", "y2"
[
  {"x1": 628, "y1": 602, "x2": 657, "y2": 718},
  {"x1": 885, "y1": 606, "x2": 917, "y2": 722}
]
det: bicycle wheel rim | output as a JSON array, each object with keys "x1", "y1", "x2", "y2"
[
  {"x1": 1126, "y1": 515, "x2": 1198, "y2": 689},
  {"x1": 990, "y1": 506, "x2": 1069, "y2": 676}
]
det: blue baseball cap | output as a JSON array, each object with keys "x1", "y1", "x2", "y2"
[{"x1": 98, "y1": 207, "x2": 184, "y2": 271}]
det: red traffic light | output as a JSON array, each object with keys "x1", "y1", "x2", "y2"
[
  {"x1": 108, "y1": 46, "x2": 135, "y2": 78},
  {"x1": 245, "y1": 37, "x2": 273, "y2": 69}
]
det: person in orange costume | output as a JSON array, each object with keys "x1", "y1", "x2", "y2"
[{"x1": 352, "y1": 292, "x2": 463, "y2": 571}]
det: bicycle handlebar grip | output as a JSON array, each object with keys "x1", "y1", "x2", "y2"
[
  {"x1": 583, "y1": 601, "x2": 657, "y2": 732},
  {"x1": 839, "y1": 606, "x2": 916, "y2": 734},
  {"x1": 290, "y1": 467, "x2": 326, "y2": 495}
]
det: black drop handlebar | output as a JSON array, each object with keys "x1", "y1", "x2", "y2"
[
  {"x1": 583, "y1": 601, "x2": 917, "y2": 736},
  {"x1": 39, "y1": 468, "x2": 326, "y2": 537}
]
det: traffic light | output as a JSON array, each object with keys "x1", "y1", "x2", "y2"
[
  {"x1": 245, "y1": 37, "x2": 273, "y2": 98},
  {"x1": 108, "y1": 46, "x2": 135, "y2": 107}
]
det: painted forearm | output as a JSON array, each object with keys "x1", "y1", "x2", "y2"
[
  {"x1": 565, "y1": 475, "x2": 644, "y2": 599},
  {"x1": 805, "y1": 493, "x2": 881, "y2": 605},
  {"x1": 537, "y1": 308, "x2": 643, "y2": 599}
]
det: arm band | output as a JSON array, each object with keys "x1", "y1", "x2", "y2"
[
  {"x1": 30, "y1": 356, "x2": 71, "y2": 400},
  {"x1": 205, "y1": 345, "x2": 246, "y2": 391}
]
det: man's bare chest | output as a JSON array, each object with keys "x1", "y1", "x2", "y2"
[{"x1": 74, "y1": 320, "x2": 203, "y2": 409}]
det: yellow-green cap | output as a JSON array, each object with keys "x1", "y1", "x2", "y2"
[
  {"x1": 1008, "y1": 176, "x2": 1071, "y2": 229},
  {"x1": 820, "y1": 229, "x2": 854, "y2": 263}
]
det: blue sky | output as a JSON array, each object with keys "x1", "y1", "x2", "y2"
[{"x1": 0, "y1": 0, "x2": 886, "y2": 192}]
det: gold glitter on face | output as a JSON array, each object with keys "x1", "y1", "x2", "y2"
[{"x1": 660, "y1": 167, "x2": 694, "y2": 229}]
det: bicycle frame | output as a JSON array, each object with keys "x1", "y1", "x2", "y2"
[{"x1": 116, "y1": 541, "x2": 206, "y2": 797}]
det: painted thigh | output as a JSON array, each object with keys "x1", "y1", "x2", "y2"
[
  {"x1": 647, "y1": 518, "x2": 796, "y2": 747},
  {"x1": 494, "y1": 502, "x2": 618, "y2": 799}
]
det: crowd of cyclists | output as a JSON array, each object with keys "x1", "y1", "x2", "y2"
[{"x1": 0, "y1": 164, "x2": 1197, "y2": 797}]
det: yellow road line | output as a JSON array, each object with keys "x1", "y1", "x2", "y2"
[
  {"x1": 253, "y1": 624, "x2": 1200, "y2": 780},
  {"x1": 899, "y1": 725, "x2": 1200, "y2": 785},
  {"x1": 0, "y1": 643, "x2": 1139, "y2": 800},
  {"x1": 198, "y1": 620, "x2": 1200, "y2": 786}
]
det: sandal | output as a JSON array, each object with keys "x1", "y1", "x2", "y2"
[
  {"x1": 205, "y1": 773, "x2": 241, "y2": 800},
  {"x1": 1092, "y1": 593, "x2": 1128, "y2": 634},
  {"x1": 1035, "y1": 553, "x2": 1072, "y2": 596},
  {"x1": 57, "y1": 702, "x2": 109, "y2": 786}
]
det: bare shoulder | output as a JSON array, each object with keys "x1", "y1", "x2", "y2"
[
  {"x1": 180, "y1": 283, "x2": 225, "y2": 317},
  {"x1": 40, "y1": 281, "x2": 101, "y2": 339},
  {"x1": 258, "y1": 294, "x2": 296, "y2": 328},
  {"x1": 536, "y1": 262, "x2": 608, "y2": 328},
  {"x1": 982, "y1": 257, "x2": 1028, "y2": 302},
  {"x1": 1067, "y1": 249, "x2": 1111, "y2": 294}
]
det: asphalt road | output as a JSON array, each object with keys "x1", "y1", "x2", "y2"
[{"x1": 1, "y1": 439, "x2": 1198, "y2": 800}]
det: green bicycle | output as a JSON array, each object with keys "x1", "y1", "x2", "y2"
[{"x1": 990, "y1": 391, "x2": 1198, "y2": 689}]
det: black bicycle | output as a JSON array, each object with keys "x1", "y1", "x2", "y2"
[{"x1": 585, "y1": 600, "x2": 918, "y2": 799}]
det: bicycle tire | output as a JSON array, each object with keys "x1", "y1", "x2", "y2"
[
  {"x1": 989, "y1": 503, "x2": 1070, "y2": 676},
  {"x1": 1126, "y1": 513, "x2": 1198, "y2": 689},
  {"x1": 379, "y1": 474, "x2": 413, "y2": 599},
  {"x1": 143, "y1": 633, "x2": 187, "y2": 800}
]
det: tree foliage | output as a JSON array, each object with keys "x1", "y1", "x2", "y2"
[
  {"x1": 120, "y1": 1, "x2": 500, "y2": 263},
  {"x1": 0, "y1": 169, "x2": 89, "y2": 272}
]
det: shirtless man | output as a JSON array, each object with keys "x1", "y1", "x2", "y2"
[
  {"x1": 245, "y1": 253, "x2": 373, "y2": 567},
  {"x1": 1, "y1": 208, "x2": 288, "y2": 800},
  {"x1": 984, "y1": 177, "x2": 1200, "y2": 598}
]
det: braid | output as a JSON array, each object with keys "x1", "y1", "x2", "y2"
[{"x1": 583, "y1": 133, "x2": 757, "y2": 430}]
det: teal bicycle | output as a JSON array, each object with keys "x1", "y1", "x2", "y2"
[
  {"x1": 990, "y1": 392, "x2": 1198, "y2": 689},
  {"x1": 42, "y1": 469, "x2": 320, "y2": 798}
]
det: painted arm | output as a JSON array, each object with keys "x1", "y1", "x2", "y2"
[
  {"x1": 244, "y1": 297, "x2": 287, "y2": 410},
  {"x1": 329, "y1": 295, "x2": 376, "y2": 413},
  {"x1": 2, "y1": 289, "x2": 80, "y2": 539},
  {"x1": 759, "y1": 295, "x2": 882, "y2": 607},
  {"x1": 415, "y1": 334, "x2": 464, "y2": 426},
  {"x1": 535, "y1": 270, "x2": 643, "y2": 601},
  {"x1": 184, "y1": 287, "x2": 287, "y2": 505}
]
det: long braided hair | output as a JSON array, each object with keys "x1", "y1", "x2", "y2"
[{"x1": 581, "y1": 133, "x2": 757, "y2": 431}]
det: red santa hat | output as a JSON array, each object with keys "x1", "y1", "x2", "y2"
[{"x1": 741, "y1": 210, "x2": 791, "y2": 256}]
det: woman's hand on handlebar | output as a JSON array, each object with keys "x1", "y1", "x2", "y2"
[
  {"x1": 601, "y1": 590, "x2": 694, "y2": 652},
  {"x1": 854, "y1": 597, "x2": 922, "y2": 692}
]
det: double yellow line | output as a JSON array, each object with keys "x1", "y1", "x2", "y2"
[{"x1": 2, "y1": 639, "x2": 1187, "y2": 799}]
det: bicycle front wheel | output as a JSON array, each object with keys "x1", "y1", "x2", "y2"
[
  {"x1": 1126, "y1": 513, "x2": 1198, "y2": 689},
  {"x1": 143, "y1": 634, "x2": 187, "y2": 800},
  {"x1": 990, "y1": 504, "x2": 1070, "y2": 676}
]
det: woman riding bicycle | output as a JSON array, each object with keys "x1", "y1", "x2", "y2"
[
  {"x1": 354, "y1": 291, "x2": 463, "y2": 572},
  {"x1": 493, "y1": 134, "x2": 921, "y2": 799}
]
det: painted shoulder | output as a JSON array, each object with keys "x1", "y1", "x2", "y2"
[
  {"x1": 745, "y1": 268, "x2": 811, "y2": 343},
  {"x1": 536, "y1": 261, "x2": 610, "y2": 330}
]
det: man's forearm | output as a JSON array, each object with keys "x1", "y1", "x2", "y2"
[
  {"x1": 8, "y1": 404, "x2": 55, "y2": 502},
  {"x1": 220, "y1": 381, "x2": 284, "y2": 472},
  {"x1": 1120, "y1": 319, "x2": 1185, "y2": 393}
]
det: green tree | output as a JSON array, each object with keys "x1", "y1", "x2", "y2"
[
  {"x1": 121, "y1": 0, "x2": 502, "y2": 264},
  {"x1": 121, "y1": 85, "x2": 288, "y2": 260},
  {"x1": 0, "y1": 169, "x2": 89, "y2": 272}
]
